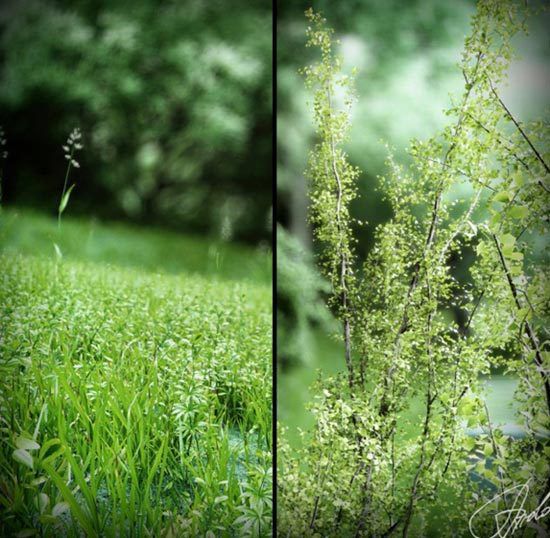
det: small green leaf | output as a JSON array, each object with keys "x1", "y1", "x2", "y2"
[
  {"x1": 15, "y1": 436, "x2": 40, "y2": 451},
  {"x1": 214, "y1": 495, "x2": 228, "y2": 504},
  {"x1": 500, "y1": 233, "x2": 515, "y2": 249},
  {"x1": 58, "y1": 184, "x2": 76, "y2": 215},
  {"x1": 459, "y1": 397, "x2": 476, "y2": 417},
  {"x1": 500, "y1": 233, "x2": 516, "y2": 257},
  {"x1": 463, "y1": 437, "x2": 476, "y2": 451},
  {"x1": 53, "y1": 243, "x2": 63, "y2": 260},
  {"x1": 13, "y1": 448, "x2": 33, "y2": 469},
  {"x1": 39, "y1": 515, "x2": 58, "y2": 525},
  {"x1": 512, "y1": 171, "x2": 524, "y2": 187},
  {"x1": 535, "y1": 458, "x2": 548, "y2": 476},
  {"x1": 508, "y1": 205, "x2": 529, "y2": 220},
  {"x1": 494, "y1": 191, "x2": 510, "y2": 203},
  {"x1": 483, "y1": 443, "x2": 493, "y2": 457},
  {"x1": 489, "y1": 212, "x2": 501, "y2": 227}
]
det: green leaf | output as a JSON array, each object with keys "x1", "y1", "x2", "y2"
[
  {"x1": 483, "y1": 443, "x2": 493, "y2": 457},
  {"x1": 500, "y1": 233, "x2": 515, "y2": 249},
  {"x1": 500, "y1": 233, "x2": 516, "y2": 257},
  {"x1": 53, "y1": 243, "x2": 63, "y2": 260},
  {"x1": 535, "y1": 459, "x2": 548, "y2": 476},
  {"x1": 15, "y1": 436, "x2": 40, "y2": 451},
  {"x1": 459, "y1": 397, "x2": 476, "y2": 417},
  {"x1": 467, "y1": 416, "x2": 478, "y2": 427},
  {"x1": 31, "y1": 476, "x2": 47, "y2": 486},
  {"x1": 493, "y1": 191, "x2": 510, "y2": 202},
  {"x1": 58, "y1": 184, "x2": 76, "y2": 215},
  {"x1": 489, "y1": 212, "x2": 502, "y2": 227},
  {"x1": 41, "y1": 460, "x2": 96, "y2": 536},
  {"x1": 13, "y1": 448, "x2": 33, "y2": 469},
  {"x1": 39, "y1": 515, "x2": 58, "y2": 525},
  {"x1": 512, "y1": 171, "x2": 525, "y2": 187},
  {"x1": 508, "y1": 205, "x2": 529, "y2": 220},
  {"x1": 463, "y1": 437, "x2": 476, "y2": 451}
]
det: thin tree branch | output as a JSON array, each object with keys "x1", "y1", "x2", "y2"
[
  {"x1": 327, "y1": 85, "x2": 355, "y2": 392},
  {"x1": 467, "y1": 113, "x2": 550, "y2": 194},
  {"x1": 491, "y1": 233, "x2": 550, "y2": 416},
  {"x1": 489, "y1": 79, "x2": 550, "y2": 175}
]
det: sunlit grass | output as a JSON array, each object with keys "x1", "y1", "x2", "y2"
[
  {"x1": 0, "y1": 208, "x2": 271, "y2": 285},
  {"x1": 0, "y1": 225, "x2": 271, "y2": 536}
]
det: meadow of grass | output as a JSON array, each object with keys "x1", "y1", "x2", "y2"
[
  {"x1": 0, "y1": 208, "x2": 271, "y2": 285},
  {"x1": 0, "y1": 209, "x2": 272, "y2": 536}
]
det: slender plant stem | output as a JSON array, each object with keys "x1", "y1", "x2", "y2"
[
  {"x1": 491, "y1": 232, "x2": 550, "y2": 416},
  {"x1": 58, "y1": 146, "x2": 74, "y2": 229}
]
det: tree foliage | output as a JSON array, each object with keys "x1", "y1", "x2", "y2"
[
  {"x1": 277, "y1": 224, "x2": 334, "y2": 370},
  {"x1": 279, "y1": 2, "x2": 549, "y2": 535},
  {"x1": 0, "y1": 0, "x2": 271, "y2": 243}
]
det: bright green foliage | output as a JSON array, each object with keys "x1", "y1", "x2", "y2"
[
  {"x1": 279, "y1": 2, "x2": 549, "y2": 536},
  {"x1": 302, "y1": 9, "x2": 359, "y2": 310},
  {"x1": 301, "y1": 9, "x2": 361, "y2": 387},
  {"x1": 0, "y1": 254, "x2": 272, "y2": 536}
]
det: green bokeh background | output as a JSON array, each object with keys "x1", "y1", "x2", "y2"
[{"x1": 0, "y1": 0, "x2": 272, "y2": 245}]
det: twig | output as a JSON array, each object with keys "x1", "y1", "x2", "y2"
[
  {"x1": 491, "y1": 233, "x2": 550, "y2": 415},
  {"x1": 467, "y1": 113, "x2": 550, "y2": 194},
  {"x1": 489, "y1": 79, "x2": 550, "y2": 175}
]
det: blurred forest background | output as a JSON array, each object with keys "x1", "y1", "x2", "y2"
[
  {"x1": 278, "y1": 0, "x2": 550, "y2": 445},
  {"x1": 0, "y1": 0, "x2": 272, "y2": 245}
]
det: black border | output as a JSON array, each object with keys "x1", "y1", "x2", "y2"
[{"x1": 271, "y1": 0, "x2": 278, "y2": 536}]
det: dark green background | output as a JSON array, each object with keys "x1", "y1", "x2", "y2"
[{"x1": 0, "y1": 0, "x2": 272, "y2": 245}]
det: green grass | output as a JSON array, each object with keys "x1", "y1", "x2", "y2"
[
  {"x1": 0, "y1": 210, "x2": 272, "y2": 536},
  {"x1": 0, "y1": 208, "x2": 271, "y2": 285}
]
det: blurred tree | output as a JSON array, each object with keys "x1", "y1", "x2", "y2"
[
  {"x1": 277, "y1": 225, "x2": 335, "y2": 370},
  {"x1": 0, "y1": 0, "x2": 272, "y2": 244}
]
